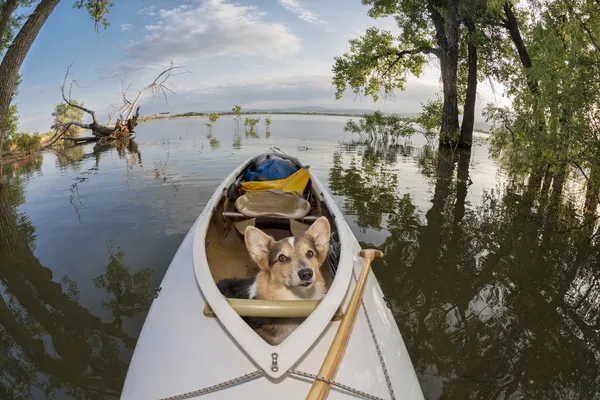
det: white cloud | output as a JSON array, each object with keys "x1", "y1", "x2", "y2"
[
  {"x1": 138, "y1": 5, "x2": 156, "y2": 16},
  {"x1": 278, "y1": 0, "x2": 326, "y2": 24},
  {"x1": 126, "y1": 0, "x2": 300, "y2": 63},
  {"x1": 120, "y1": 23, "x2": 133, "y2": 32}
]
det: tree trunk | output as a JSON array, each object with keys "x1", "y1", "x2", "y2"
[
  {"x1": 0, "y1": 0, "x2": 19, "y2": 48},
  {"x1": 438, "y1": 0, "x2": 460, "y2": 148},
  {"x1": 503, "y1": 2, "x2": 537, "y2": 94},
  {"x1": 460, "y1": 21, "x2": 477, "y2": 149},
  {"x1": 0, "y1": 0, "x2": 60, "y2": 180},
  {"x1": 440, "y1": 55, "x2": 460, "y2": 147},
  {"x1": 584, "y1": 164, "x2": 600, "y2": 216}
]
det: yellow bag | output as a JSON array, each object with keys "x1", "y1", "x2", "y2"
[{"x1": 240, "y1": 168, "x2": 310, "y2": 197}]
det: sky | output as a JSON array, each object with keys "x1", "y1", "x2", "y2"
[{"x1": 16, "y1": 0, "x2": 511, "y2": 133}]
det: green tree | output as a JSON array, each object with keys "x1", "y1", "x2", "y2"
[
  {"x1": 2, "y1": 103, "x2": 17, "y2": 151},
  {"x1": 484, "y1": 1, "x2": 600, "y2": 214},
  {"x1": 333, "y1": 0, "x2": 489, "y2": 148},
  {"x1": 232, "y1": 105, "x2": 242, "y2": 132},
  {"x1": 51, "y1": 100, "x2": 85, "y2": 137},
  {"x1": 208, "y1": 113, "x2": 219, "y2": 124},
  {"x1": 0, "y1": 0, "x2": 113, "y2": 177},
  {"x1": 244, "y1": 117, "x2": 260, "y2": 133}
]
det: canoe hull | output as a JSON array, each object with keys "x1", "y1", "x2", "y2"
[{"x1": 121, "y1": 155, "x2": 424, "y2": 399}]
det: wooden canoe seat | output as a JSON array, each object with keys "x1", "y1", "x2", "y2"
[{"x1": 204, "y1": 298, "x2": 343, "y2": 321}]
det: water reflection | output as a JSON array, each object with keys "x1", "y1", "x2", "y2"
[
  {"x1": 330, "y1": 143, "x2": 600, "y2": 399},
  {"x1": 93, "y1": 240, "x2": 154, "y2": 330},
  {"x1": 0, "y1": 154, "x2": 145, "y2": 399}
]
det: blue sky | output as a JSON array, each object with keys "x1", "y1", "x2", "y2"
[{"x1": 16, "y1": 0, "x2": 509, "y2": 132}]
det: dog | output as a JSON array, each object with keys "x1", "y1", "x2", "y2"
[{"x1": 216, "y1": 216, "x2": 331, "y2": 345}]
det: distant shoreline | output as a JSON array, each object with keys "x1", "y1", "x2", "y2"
[
  {"x1": 137, "y1": 111, "x2": 370, "y2": 123},
  {"x1": 138, "y1": 111, "x2": 490, "y2": 134}
]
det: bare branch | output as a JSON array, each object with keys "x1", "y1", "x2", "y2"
[
  {"x1": 61, "y1": 64, "x2": 98, "y2": 124},
  {"x1": 123, "y1": 60, "x2": 189, "y2": 120}
]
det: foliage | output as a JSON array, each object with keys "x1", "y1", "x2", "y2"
[
  {"x1": 0, "y1": 1, "x2": 34, "y2": 55},
  {"x1": 483, "y1": 0, "x2": 600, "y2": 187},
  {"x1": 2, "y1": 104, "x2": 18, "y2": 151},
  {"x1": 52, "y1": 100, "x2": 84, "y2": 137},
  {"x1": 231, "y1": 105, "x2": 242, "y2": 117},
  {"x1": 208, "y1": 113, "x2": 219, "y2": 124},
  {"x1": 332, "y1": 27, "x2": 427, "y2": 102},
  {"x1": 72, "y1": 0, "x2": 114, "y2": 31},
  {"x1": 416, "y1": 98, "x2": 444, "y2": 138},
  {"x1": 265, "y1": 117, "x2": 271, "y2": 125},
  {"x1": 12, "y1": 132, "x2": 40, "y2": 153},
  {"x1": 344, "y1": 111, "x2": 415, "y2": 141},
  {"x1": 244, "y1": 117, "x2": 260, "y2": 131}
]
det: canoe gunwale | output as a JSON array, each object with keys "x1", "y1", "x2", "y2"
[{"x1": 192, "y1": 152, "x2": 356, "y2": 379}]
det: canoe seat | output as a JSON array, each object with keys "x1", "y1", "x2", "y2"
[
  {"x1": 203, "y1": 298, "x2": 343, "y2": 321},
  {"x1": 234, "y1": 191, "x2": 311, "y2": 219},
  {"x1": 233, "y1": 217, "x2": 311, "y2": 237}
]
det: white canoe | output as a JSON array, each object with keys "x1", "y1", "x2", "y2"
[{"x1": 121, "y1": 152, "x2": 424, "y2": 400}]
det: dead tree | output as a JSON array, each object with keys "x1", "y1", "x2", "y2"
[{"x1": 53, "y1": 60, "x2": 186, "y2": 142}]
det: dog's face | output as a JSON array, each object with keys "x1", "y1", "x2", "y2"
[{"x1": 245, "y1": 216, "x2": 331, "y2": 289}]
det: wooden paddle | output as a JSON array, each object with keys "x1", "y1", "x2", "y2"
[{"x1": 305, "y1": 249, "x2": 385, "y2": 400}]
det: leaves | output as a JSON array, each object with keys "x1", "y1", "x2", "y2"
[
  {"x1": 52, "y1": 100, "x2": 84, "y2": 137},
  {"x1": 72, "y1": 0, "x2": 114, "y2": 32},
  {"x1": 332, "y1": 27, "x2": 428, "y2": 101}
]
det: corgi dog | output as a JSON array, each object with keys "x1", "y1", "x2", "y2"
[{"x1": 216, "y1": 216, "x2": 331, "y2": 345}]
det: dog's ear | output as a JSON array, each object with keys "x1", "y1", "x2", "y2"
[
  {"x1": 245, "y1": 226, "x2": 276, "y2": 270},
  {"x1": 305, "y1": 216, "x2": 330, "y2": 264}
]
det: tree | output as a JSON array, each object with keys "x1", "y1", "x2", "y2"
[
  {"x1": 333, "y1": 0, "x2": 471, "y2": 147},
  {"x1": 0, "y1": 0, "x2": 113, "y2": 178},
  {"x1": 265, "y1": 117, "x2": 271, "y2": 135},
  {"x1": 53, "y1": 61, "x2": 184, "y2": 141},
  {"x1": 208, "y1": 113, "x2": 219, "y2": 124},
  {"x1": 484, "y1": 1, "x2": 600, "y2": 214},
  {"x1": 51, "y1": 100, "x2": 84, "y2": 137},
  {"x1": 244, "y1": 117, "x2": 260, "y2": 133},
  {"x1": 232, "y1": 105, "x2": 242, "y2": 132},
  {"x1": 2, "y1": 103, "x2": 17, "y2": 151}
]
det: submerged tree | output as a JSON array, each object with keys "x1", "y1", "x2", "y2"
[
  {"x1": 332, "y1": 0, "x2": 490, "y2": 148},
  {"x1": 244, "y1": 117, "x2": 260, "y2": 136},
  {"x1": 53, "y1": 61, "x2": 185, "y2": 141},
  {"x1": 232, "y1": 105, "x2": 242, "y2": 132},
  {"x1": 484, "y1": 1, "x2": 600, "y2": 215}
]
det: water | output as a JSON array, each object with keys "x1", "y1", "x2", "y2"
[{"x1": 1, "y1": 115, "x2": 599, "y2": 399}]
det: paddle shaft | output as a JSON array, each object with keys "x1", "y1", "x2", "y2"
[{"x1": 305, "y1": 249, "x2": 384, "y2": 400}]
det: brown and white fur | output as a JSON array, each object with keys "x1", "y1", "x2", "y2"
[{"x1": 216, "y1": 216, "x2": 331, "y2": 345}]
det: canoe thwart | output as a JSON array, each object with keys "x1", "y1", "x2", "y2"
[{"x1": 203, "y1": 298, "x2": 344, "y2": 320}]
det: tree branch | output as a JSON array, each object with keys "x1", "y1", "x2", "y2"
[
  {"x1": 503, "y1": 2, "x2": 538, "y2": 94},
  {"x1": 61, "y1": 64, "x2": 98, "y2": 124},
  {"x1": 562, "y1": 0, "x2": 600, "y2": 53},
  {"x1": 381, "y1": 47, "x2": 441, "y2": 77},
  {"x1": 123, "y1": 60, "x2": 189, "y2": 120},
  {"x1": 427, "y1": 1, "x2": 448, "y2": 50},
  {"x1": 0, "y1": 0, "x2": 18, "y2": 49}
]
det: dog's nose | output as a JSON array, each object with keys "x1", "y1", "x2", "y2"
[{"x1": 298, "y1": 268, "x2": 313, "y2": 281}]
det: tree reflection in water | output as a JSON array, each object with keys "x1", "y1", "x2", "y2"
[
  {"x1": 328, "y1": 142, "x2": 600, "y2": 399},
  {"x1": 0, "y1": 153, "x2": 151, "y2": 399}
]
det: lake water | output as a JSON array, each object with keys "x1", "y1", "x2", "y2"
[{"x1": 1, "y1": 115, "x2": 599, "y2": 399}]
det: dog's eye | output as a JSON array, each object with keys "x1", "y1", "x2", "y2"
[
  {"x1": 305, "y1": 250, "x2": 314, "y2": 259},
  {"x1": 278, "y1": 254, "x2": 288, "y2": 262}
]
